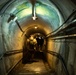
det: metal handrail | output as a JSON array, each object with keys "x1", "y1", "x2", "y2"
[
  {"x1": 0, "y1": 49, "x2": 69, "y2": 75},
  {"x1": 44, "y1": 50, "x2": 69, "y2": 75},
  {"x1": 46, "y1": 10, "x2": 76, "y2": 38},
  {"x1": 4, "y1": 50, "x2": 23, "y2": 56},
  {"x1": 0, "y1": 50, "x2": 23, "y2": 59},
  {"x1": 7, "y1": 51, "x2": 29, "y2": 75},
  {"x1": 0, "y1": 50, "x2": 23, "y2": 74},
  {"x1": 7, "y1": 58, "x2": 22, "y2": 75}
]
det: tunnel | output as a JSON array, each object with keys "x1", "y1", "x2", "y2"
[{"x1": 0, "y1": 0, "x2": 76, "y2": 75}]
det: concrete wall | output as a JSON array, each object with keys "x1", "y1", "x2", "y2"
[
  {"x1": 67, "y1": 39, "x2": 76, "y2": 75},
  {"x1": 46, "y1": 38, "x2": 60, "y2": 71},
  {"x1": 0, "y1": 15, "x2": 23, "y2": 75},
  {"x1": 0, "y1": 16, "x2": 6, "y2": 75},
  {"x1": 55, "y1": 39, "x2": 76, "y2": 75},
  {"x1": 4, "y1": 53, "x2": 22, "y2": 73},
  {"x1": 46, "y1": 37, "x2": 76, "y2": 75},
  {"x1": 51, "y1": 0, "x2": 76, "y2": 19}
]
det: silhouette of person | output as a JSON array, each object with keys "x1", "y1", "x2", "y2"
[{"x1": 36, "y1": 36, "x2": 44, "y2": 51}]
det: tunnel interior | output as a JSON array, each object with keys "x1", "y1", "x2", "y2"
[
  {"x1": 0, "y1": 0, "x2": 76, "y2": 75},
  {"x1": 23, "y1": 32, "x2": 47, "y2": 63}
]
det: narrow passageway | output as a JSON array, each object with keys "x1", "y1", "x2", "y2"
[
  {"x1": 8, "y1": 52, "x2": 56, "y2": 75},
  {"x1": 0, "y1": 0, "x2": 76, "y2": 75}
]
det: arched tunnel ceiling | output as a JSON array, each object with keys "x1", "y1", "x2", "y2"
[
  {"x1": 0, "y1": 0, "x2": 76, "y2": 50},
  {"x1": 3, "y1": 0, "x2": 63, "y2": 30},
  {"x1": 0, "y1": 0, "x2": 76, "y2": 35}
]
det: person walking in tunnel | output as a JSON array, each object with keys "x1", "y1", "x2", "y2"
[
  {"x1": 40, "y1": 37, "x2": 44, "y2": 50},
  {"x1": 27, "y1": 36, "x2": 37, "y2": 61},
  {"x1": 36, "y1": 36, "x2": 44, "y2": 51}
]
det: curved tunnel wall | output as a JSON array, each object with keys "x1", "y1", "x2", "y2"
[
  {"x1": 1, "y1": 0, "x2": 63, "y2": 53},
  {"x1": 0, "y1": 0, "x2": 63, "y2": 73},
  {"x1": 0, "y1": 0, "x2": 76, "y2": 75}
]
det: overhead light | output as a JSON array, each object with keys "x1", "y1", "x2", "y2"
[
  {"x1": 32, "y1": 0, "x2": 38, "y2": 20},
  {"x1": 7, "y1": 14, "x2": 17, "y2": 23},
  {"x1": 7, "y1": 14, "x2": 24, "y2": 33},
  {"x1": 35, "y1": 26, "x2": 37, "y2": 29},
  {"x1": 32, "y1": 16, "x2": 37, "y2": 20}
]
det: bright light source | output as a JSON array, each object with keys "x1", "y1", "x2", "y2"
[
  {"x1": 35, "y1": 26, "x2": 37, "y2": 29},
  {"x1": 32, "y1": 16, "x2": 37, "y2": 20}
]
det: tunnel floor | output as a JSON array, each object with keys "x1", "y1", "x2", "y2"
[{"x1": 8, "y1": 52, "x2": 56, "y2": 75}]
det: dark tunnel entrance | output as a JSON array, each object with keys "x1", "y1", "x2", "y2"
[{"x1": 22, "y1": 33, "x2": 47, "y2": 64}]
